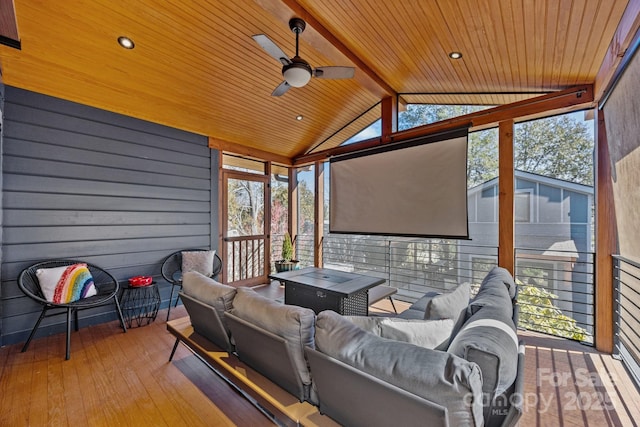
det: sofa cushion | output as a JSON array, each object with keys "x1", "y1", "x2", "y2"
[
  {"x1": 182, "y1": 271, "x2": 236, "y2": 318},
  {"x1": 347, "y1": 316, "x2": 454, "y2": 350},
  {"x1": 448, "y1": 305, "x2": 519, "y2": 398},
  {"x1": 230, "y1": 287, "x2": 316, "y2": 385},
  {"x1": 468, "y1": 267, "x2": 515, "y2": 319},
  {"x1": 477, "y1": 266, "x2": 517, "y2": 299},
  {"x1": 424, "y1": 282, "x2": 471, "y2": 336},
  {"x1": 406, "y1": 291, "x2": 440, "y2": 312},
  {"x1": 316, "y1": 310, "x2": 484, "y2": 426}
]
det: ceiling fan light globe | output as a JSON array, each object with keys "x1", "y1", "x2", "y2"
[{"x1": 283, "y1": 62, "x2": 312, "y2": 87}]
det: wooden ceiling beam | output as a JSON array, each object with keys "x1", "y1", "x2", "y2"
[
  {"x1": 0, "y1": 0, "x2": 20, "y2": 49},
  {"x1": 594, "y1": 0, "x2": 640, "y2": 102},
  {"x1": 293, "y1": 85, "x2": 594, "y2": 166},
  {"x1": 253, "y1": 0, "x2": 396, "y2": 98},
  {"x1": 209, "y1": 137, "x2": 293, "y2": 166}
]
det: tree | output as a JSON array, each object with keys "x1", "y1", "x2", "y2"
[
  {"x1": 271, "y1": 177, "x2": 288, "y2": 235},
  {"x1": 398, "y1": 104, "x2": 487, "y2": 131},
  {"x1": 297, "y1": 178, "x2": 315, "y2": 234},
  {"x1": 227, "y1": 178, "x2": 264, "y2": 235},
  {"x1": 514, "y1": 115, "x2": 593, "y2": 185}
]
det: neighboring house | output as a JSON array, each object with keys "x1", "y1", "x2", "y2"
[
  {"x1": 323, "y1": 170, "x2": 594, "y2": 331},
  {"x1": 467, "y1": 169, "x2": 593, "y2": 255},
  {"x1": 465, "y1": 170, "x2": 594, "y2": 330}
]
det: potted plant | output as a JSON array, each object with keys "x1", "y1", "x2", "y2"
[{"x1": 275, "y1": 232, "x2": 299, "y2": 273}]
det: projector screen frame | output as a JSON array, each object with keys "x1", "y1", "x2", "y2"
[{"x1": 329, "y1": 126, "x2": 470, "y2": 239}]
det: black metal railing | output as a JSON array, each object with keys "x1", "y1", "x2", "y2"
[
  {"x1": 321, "y1": 235, "x2": 499, "y2": 302},
  {"x1": 515, "y1": 248, "x2": 594, "y2": 343},
  {"x1": 613, "y1": 255, "x2": 640, "y2": 386},
  {"x1": 270, "y1": 233, "x2": 315, "y2": 271},
  {"x1": 312, "y1": 233, "x2": 594, "y2": 343}
]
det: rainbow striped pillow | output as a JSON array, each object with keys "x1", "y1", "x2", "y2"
[{"x1": 36, "y1": 263, "x2": 97, "y2": 303}]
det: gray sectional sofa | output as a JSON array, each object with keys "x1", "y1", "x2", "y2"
[{"x1": 176, "y1": 266, "x2": 524, "y2": 427}]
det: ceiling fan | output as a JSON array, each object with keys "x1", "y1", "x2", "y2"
[{"x1": 252, "y1": 18, "x2": 355, "y2": 96}]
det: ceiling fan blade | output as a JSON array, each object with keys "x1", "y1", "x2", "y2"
[
  {"x1": 271, "y1": 81, "x2": 291, "y2": 96},
  {"x1": 314, "y1": 66, "x2": 355, "y2": 79},
  {"x1": 252, "y1": 34, "x2": 291, "y2": 65}
]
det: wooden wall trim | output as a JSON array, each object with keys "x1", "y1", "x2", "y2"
[
  {"x1": 595, "y1": 109, "x2": 617, "y2": 353},
  {"x1": 381, "y1": 95, "x2": 398, "y2": 141},
  {"x1": 265, "y1": 162, "x2": 273, "y2": 277},
  {"x1": 594, "y1": 0, "x2": 640, "y2": 102},
  {"x1": 209, "y1": 137, "x2": 293, "y2": 166},
  {"x1": 217, "y1": 150, "x2": 225, "y2": 283},
  {"x1": 294, "y1": 85, "x2": 593, "y2": 165},
  {"x1": 0, "y1": 0, "x2": 20, "y2": 49},
  {"x1": 498, "y1": 120, "x2": 515, "y2": 275},
  {"x1": 314, "y1": 162, "x2": 324, "y2": 267},
  {"x1": 288, "y1": 167, "x2": 298, "y2": 254}
]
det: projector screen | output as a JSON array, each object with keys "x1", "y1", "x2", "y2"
[{"x1": 329, "y1": 127, "x2": 469, "y2": 238}]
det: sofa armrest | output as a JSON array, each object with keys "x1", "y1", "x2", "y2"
[
  {"x1": 499, "y1": 341, "x2": 525, "y2": 427},
  {"x1": 306, "y1": 347, "x2": 449, "y2": 427},
  {"x1": 512, "y1": 302, "x2": 520, "y2": 327}
]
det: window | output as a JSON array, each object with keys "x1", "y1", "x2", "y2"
[{"x1": 515, "y1": 191, "x2": 532, "y2": 222}]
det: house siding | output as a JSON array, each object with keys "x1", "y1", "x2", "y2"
[{"x1": 0, "y1": 86, "x2": 217, "y2": 346}]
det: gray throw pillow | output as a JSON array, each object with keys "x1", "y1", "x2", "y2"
[
  {"x1": 181, "y1": 250, "x2": 215, "y2": 277},
  {"x1": 347, "y1": 316, "x2": 455, "y2": 350},
  {"x1": 424, "y1": 282, "x2": 471, "y2": 335}
]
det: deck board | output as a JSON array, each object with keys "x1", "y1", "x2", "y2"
[{"x1": 0, "y1": 303, "x2": 638, "y2": 426}]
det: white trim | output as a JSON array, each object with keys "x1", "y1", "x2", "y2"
[{"x1": 464, "y1": 318, "x2": 519, "y2": 348}]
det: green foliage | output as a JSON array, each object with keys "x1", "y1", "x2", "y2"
[
  {"x1": 281, "y1": 232, "x2": 294, "y2": 261},
  {"x1": 514, "y1": 115, "x2": 593, "y2": 185},
  {"x1": 518, "y1": 283, "x2": 589, "y2": 342}
]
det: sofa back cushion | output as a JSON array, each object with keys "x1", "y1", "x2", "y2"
[
  {"x1": 448, "y1": 305, "x2": 519, "y2": 401},
  {"x1": 467, "y1": 267, "x2": 516, "y2": 322},
  {"x1": 182, "y1": 271, "x2": 236, "y2": 331},
  {"x1": 316, "y1": 310, "x2": 484, "y2": 426},
  {"x1": 230, "y1": 287, "x2": 316, "y2": 385}
]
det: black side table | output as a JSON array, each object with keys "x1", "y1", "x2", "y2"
[{"x1": 120, "y1": 281, "x2": 161, "y2": 328}]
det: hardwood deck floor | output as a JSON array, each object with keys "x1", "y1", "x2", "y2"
[{"x1": 1, "y1": 293, "x2": 639, "y2": 426}]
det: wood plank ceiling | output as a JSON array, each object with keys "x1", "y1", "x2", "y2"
[{"x1": 0, "y1": 0, "x2": 629, "y2": 161}]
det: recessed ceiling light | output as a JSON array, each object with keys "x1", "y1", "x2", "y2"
[
  {"x1": 449, "y1": 51, "x2": 462, "y2": 59},
  {"x1": 296, "y1": 115, "x2": 304, "y2": 121},
  {"x1": 118, "y1": 36, "x2": 135, "y2": 49}
]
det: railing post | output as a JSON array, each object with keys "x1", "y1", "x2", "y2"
[
  {"x1": 387, "y1": 240, "x2": 391, "y2": 286},
  {"x1": 613, "y1": 256, "x2": 621, "y2": 357}
]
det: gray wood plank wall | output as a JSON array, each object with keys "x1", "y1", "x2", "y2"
[{"x1": 1, "y1": 86, "x2": 218, "y2": 346}]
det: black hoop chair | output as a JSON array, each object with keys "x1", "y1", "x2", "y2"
[
  {"x1": 161, "y1": 249, "x2": 223, "y2": 320},
  {"x1": 18, "y1": 260, "x2": 127, "y2": 360}
]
